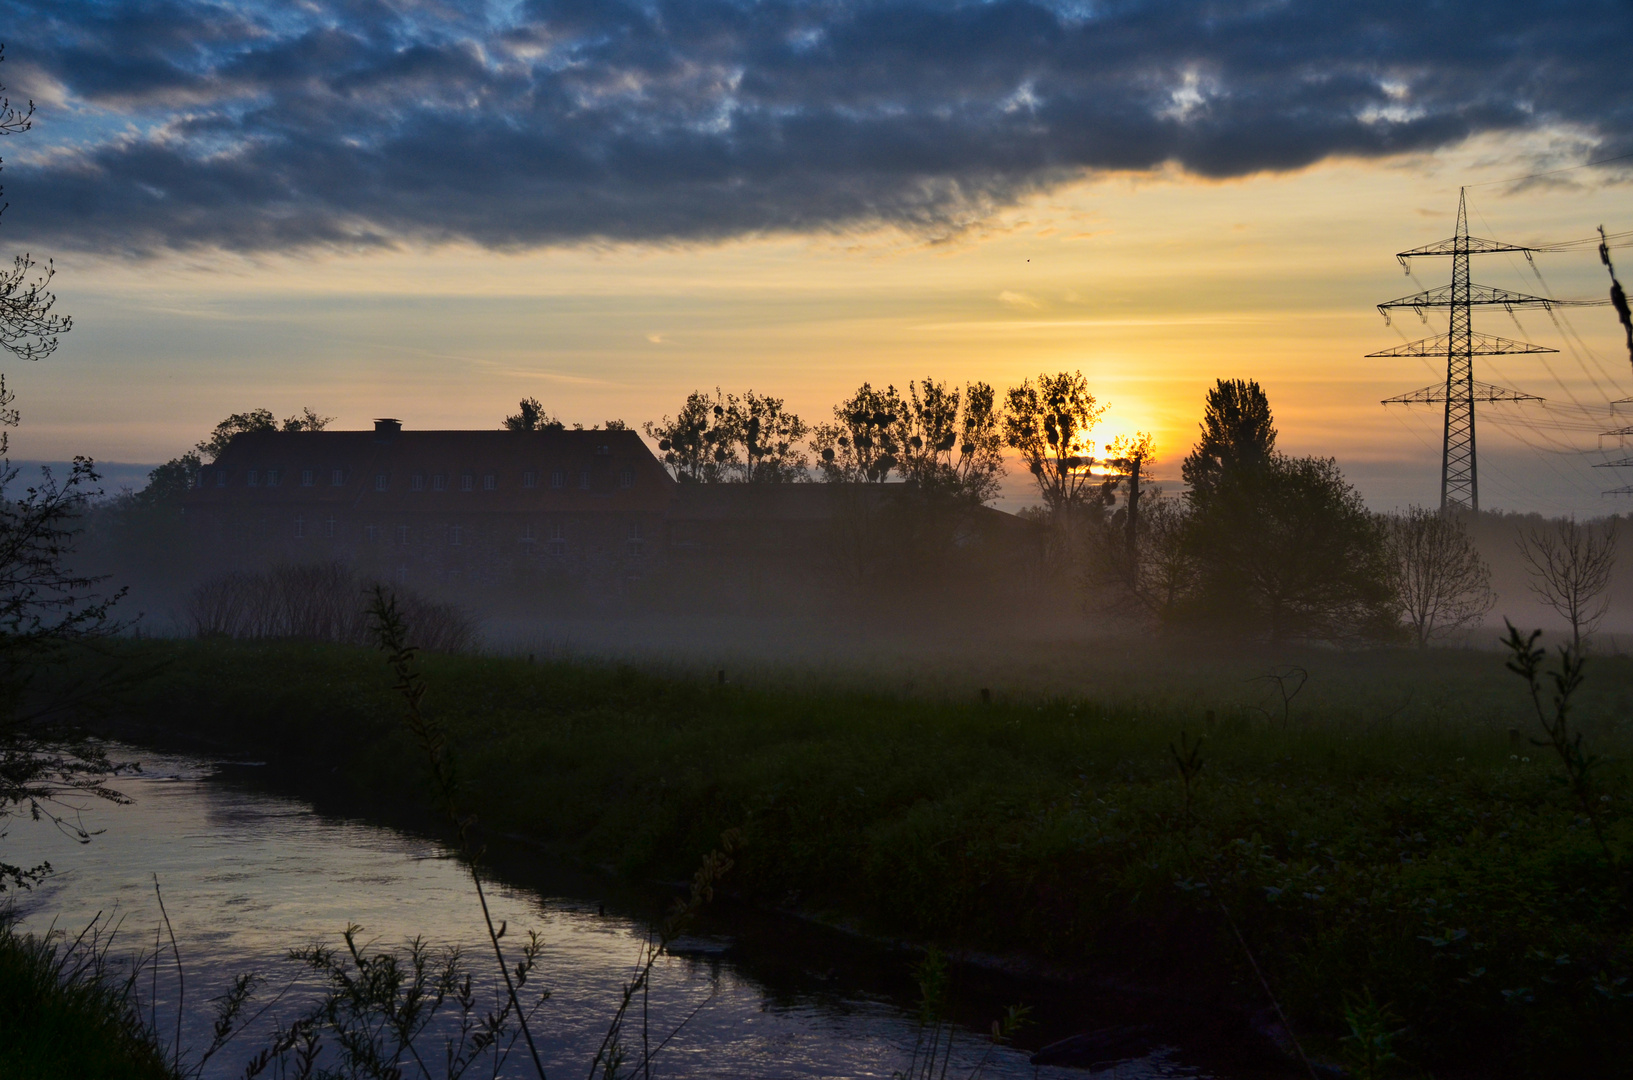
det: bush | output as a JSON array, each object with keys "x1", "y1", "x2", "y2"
[{"x1": 186, "y1": 563, "x2": 475, "y2": 653}]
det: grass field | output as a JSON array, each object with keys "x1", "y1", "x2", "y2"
[{"x1": 79, "y1": 633, "x2": 1633, "y2": 1077}]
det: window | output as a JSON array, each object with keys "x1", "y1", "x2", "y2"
[
  {"x1": 521, "y1": 523, "x2": 535, "y2": 545},
  {"x1": 396, "y1": 525, "x2": 409, "y2": 546},
  {"x1": 627, "y1": 522, "x2": 645, "y2": 557},
  {"x1": 324, "y1": 516, "x2": 335, "y2": 539},
  {"x1": 579, "y1": 470, "x2": 590, "y2": 490},
  {"x1": 365, "y1": 525, "x2": 378, "y2": 542},
  {"x1": 595, "y1": 444, "x2": 611, "y2": 456},
  {"x1": 547, "y1": 523, "x2": 566, "y2": 557},
  {"x1": 293, "y1": 515, "x2": 305, "y2": 539},
  {"x1": 331, "y1": 468, "x2": 345, "y2": 487},
  {"x1": 247, "y1": 469, "x2": 260, "y2": 487},
  {"x1": 460, "y1": 472, "x2": 474, "y2": 492},
  {"x1": 450, "y1": 525, "x2": 463, "y2": 547},
  {"x1": 195, "y1": 470, "x2": 205, "y2": 489},
  {"x1": 551, "y1": 470, "x2": 564, "y2": 489},
  {"x1": 522, "y1": 470, "x2": 537, "y2": 488},
  {"x1": 433, "y1": 473, "x2": 447, "y2": 491},
  {"x1": 301, "y1": 469, "x2": 315, "y2": 487},
  {"x1": 266, "y1": 469, "x2": 280, "y2": 487},
  {"x1": 374, "y1": 473, "x2": 389, "y2": 491},
  {"x1": 483, "y1": 472, "x2": 497, "y2": 491},
  {"x1": 619, "y1": 467, "x2": 634, "y2": 489},
  {"x1": 216, "y1": 469, "x2": 227, "y2": 488},
  {"x1": 410, "y1": 473, "x2": 425, "y2": 492}
]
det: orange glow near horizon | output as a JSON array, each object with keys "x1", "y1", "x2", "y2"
[{"x1": 11, "y1": 129, "x2": 1631, "y2": 515}]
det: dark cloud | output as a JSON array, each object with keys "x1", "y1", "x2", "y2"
[{"x1": 0, "y1": 0, "x2": 1628, "y2": 254}]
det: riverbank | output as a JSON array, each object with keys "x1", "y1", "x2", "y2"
[
  {"x1": 79, "y1": 637, "x2": 1633, "y2": 1077},
  {"x1": 0, "y1": 920, "x2": 174, "y2": 1080}
]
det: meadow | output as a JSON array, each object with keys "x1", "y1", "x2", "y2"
[{"x1": 66, "y1": 632, "x2": 1633, "y2": 1078}]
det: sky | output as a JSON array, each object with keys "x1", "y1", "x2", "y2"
[{"x1": 1, "y1": 0, "x2": 1630, "y2": 515}]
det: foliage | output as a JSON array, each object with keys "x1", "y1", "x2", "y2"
[
  {"x1": 0, "y1": 376, "x2": 132, "y2": 892},
  {"x1": 1339, "y1": 989, "x2": 1404, "y2": 1080},
  {"x1": 1384, "y1": 507, "x2": 1493, "y2": 648},
  {"x1": 1502, "y1": 621, "x2": 1610, "y2": 859},
  {"x1": 1517, "y1": 517, "x2": 1618, "y2": 651},
  {"x1": 643, "y1": 389, "x2": 735, "y2": 482},
  {"x1": 193, "y1": 407, "x2": 332, "y2": 462},
  {"x1": 1186, "y1": 454, "x2": 1398, "y2": 642},
  {"x1": 0, "y1": 917, "x2": 175, "y2": 1080},
  {"x1": 725, "y1": 389, "x2": 808, "y2": 483},
  {"x1": 899, "y1": 378, "x2": 1005, "y2": 505},
  {"x1": 0, "y1": 47, "x2": 72, "y2": 363},
  {"x1": 1001, "y1": 371, "x2": 1104, "y2": 516},
  {"x1": 810, "y1": 382, "x2": 909, "y2": 483},
  {"x1": 187, "y1": 563, "x2": 475, "y2": 653},
  {"x1": 502, "y1": 397, "x2": 563, "y2": 432},
  {"x1": 1179, "y1": 378, "x2": 1276, "y2": 504},
  {"x1": 103, "y1": 637, "x2": 1633, "y2": 1077}
]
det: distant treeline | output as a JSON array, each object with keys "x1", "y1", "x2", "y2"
[{"x1": 82, "y1": 376, "x2": 1626, "y2": 649}]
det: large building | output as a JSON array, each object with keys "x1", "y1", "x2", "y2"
[
  {"x1": 183, "y1": 418, "x2": 1040, "y2": 609},
  {"x1": 185, "y1": 419, "x2": 675, "y2": 593}
]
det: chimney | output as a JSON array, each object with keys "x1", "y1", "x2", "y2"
[{"x1": 374, "y1": 418, "x2": 402, "y2": 442}]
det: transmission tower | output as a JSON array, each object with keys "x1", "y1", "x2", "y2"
[{"x1": 1369, "y1": 188, "x2": 1603, "y2": 511}]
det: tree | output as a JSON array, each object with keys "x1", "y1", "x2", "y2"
[
  {"x1": 1103, "y1": 432, "x2": 1157, "y2": 582},
  {"x1": 1002, "y1": 371, "x2": 1105, "y2": 515},
  {"x1": 1181, "y1": 379, "x2": 1276, "y2": 502},
  {"x1": 503, "y1": 397, "x2": 563, "y2": 431},
  {"x1": 194, "y1": 407, "x2": 332, "y2": 461},
  {"x1": 810, "y1": 383, "x2": 908, "y2": 483},
  {"x1": 0, "y1": 376, "x2": 129, "y2": 891},
  {"x1": 725, "y1": 390, "x2": 808, "y2": 483},
  {"x1": 0, "y1": 49, "x2": 70, "y2": 363},
  {"x1": 900, "y1": 378, "x2": 1005, "y2": 505},
  {"x1": 1187, "y1": 454, "x2": 1397, "y2": 642},
  {"x1": 1517, "y1": 517, "x2": 1617, "y2": 651},
  {"x1": 644, "y1": 389, "x2": 736, "y2": 482},
  {"x1": 1384, "y1": 507, "x2": 1494, "y2": 648}
]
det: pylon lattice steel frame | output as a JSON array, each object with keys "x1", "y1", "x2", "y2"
[{"x1": 1369, "y1": 189, "x2": 1604, "y2": 511}]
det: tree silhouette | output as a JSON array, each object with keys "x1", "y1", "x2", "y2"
[
  {"x1": 502, "y1": 397, "x2": 562, "y2": 431},
  {"x1": 1385, "y1": 507, "x2": 1493, "y2": 648},
  {"x1": 810, "y1": 383, "x2": 908, "y2": 483},
  {"x1": 0, "y1": 47, "x2": 70, "y2": 363},
  {"x1": 1181, "y1": 378, "x2": 1276, "y2": 503},
  {"x1": 1002, "y1": 371, "x2": 1105, "y2": 515},
  {"x1": 1517, "y1": 517, "x2": 1617, "y2": 651}
]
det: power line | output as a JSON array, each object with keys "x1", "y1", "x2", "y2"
[{"x1": 1464, "y1": 150, "x2": 1633, "y2": 189}]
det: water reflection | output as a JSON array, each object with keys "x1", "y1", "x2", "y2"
[{"x1": 5, "y1": 750, "x2": 1208, "y2": 1078}]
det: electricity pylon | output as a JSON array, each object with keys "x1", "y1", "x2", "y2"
[{"x1": 1369, "y1": 188, "x2": 1601, "y2": 511}]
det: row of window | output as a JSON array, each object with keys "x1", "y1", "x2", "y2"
[
  {"x1": 288, "y1": 516, "x2": 647, "y2": 556},
  {"x1": 210, "y1": 466, "x2": 637, "y2": 491}
]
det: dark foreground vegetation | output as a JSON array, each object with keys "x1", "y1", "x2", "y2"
[
  {"x1": 78, "y1": 636, "x2": 1633, "y2": 1078},
  {"x1": 0, "y1": 920, "x2": 172, "y2": 1080}
]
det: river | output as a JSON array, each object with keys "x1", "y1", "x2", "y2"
[{"x1": 4, "y1": 748, "x2": 1223, "y2": 1079}]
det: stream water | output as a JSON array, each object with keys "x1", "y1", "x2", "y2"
[{"x1": 4, "y1": 749, "x2": 1226, "y2": 1079}]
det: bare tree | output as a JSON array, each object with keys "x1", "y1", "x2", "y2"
[
  {"x1": 1384, "y1": 507, "x2": 1494, "y2": 648},
  {"x1": 0, "y1": 47, "x2": 71, "y2": 362},
  {"x1": 1517, "y1": 517, "x2": 1618, "y2": 651}
]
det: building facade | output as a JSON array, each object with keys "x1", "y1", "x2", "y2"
[{"x1": 184, "y1": 420, "x2": 675, "y2": 594}]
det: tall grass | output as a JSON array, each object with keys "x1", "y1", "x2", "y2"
[
  {"x1": 0, "y1": 916, "x2": 174, "y2": 1080},
  {"x1": 186, "y1": 562, "x2": 475, "y2": 652}
]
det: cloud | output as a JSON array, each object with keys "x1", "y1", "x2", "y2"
[{"x1": 0, "y1": 0, "x2": 1628, "y2": 255}]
